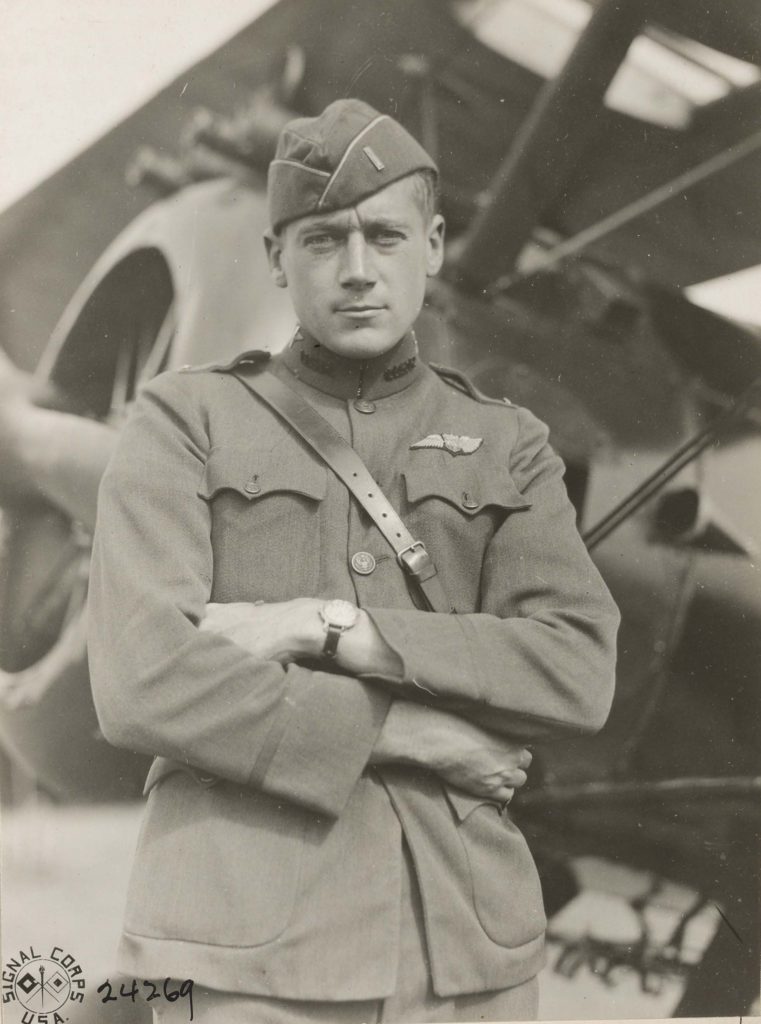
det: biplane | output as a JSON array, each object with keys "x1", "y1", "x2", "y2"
[{"x1": 1, "y1": 0, "x2": 759, "y2": 1013}]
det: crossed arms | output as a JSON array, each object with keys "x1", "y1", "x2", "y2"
[
  {"x1": 200, "y1": 598, "x2": 533, "y2": 805},
  {"x1": 85, "y1": 371, "x2": 617, "y2": 817}
]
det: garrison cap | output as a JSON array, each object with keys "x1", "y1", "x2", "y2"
[{"x1": 267, "y1": 99, "x2": 438, "y2": 232}]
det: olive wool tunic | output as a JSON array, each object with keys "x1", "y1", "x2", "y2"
[{"x1": 88, "y1": 329, "x2": 619, "y2": 1001}]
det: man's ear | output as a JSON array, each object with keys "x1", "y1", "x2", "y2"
[
  {"x1": 264, "y1": 231, "x2": 288, "y2": 289},
  {"x1": 426, "y1": 214, "x2": 446, "y2": 277}
]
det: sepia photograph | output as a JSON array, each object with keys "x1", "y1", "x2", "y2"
[{"x1": 1, "y1": 2, "x2": 760, "y2": 1022}]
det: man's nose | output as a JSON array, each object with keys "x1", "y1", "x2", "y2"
[{"x1": 339, "y1": 233, "x2": 375, "y2": 289}]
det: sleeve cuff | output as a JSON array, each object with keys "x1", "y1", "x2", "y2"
[
  {"x1": 363, "y1": 607, "x2": 481, "y2": 704},
  {"x1": 249, "y1": 665, "x2": 391, "y2": 818}
]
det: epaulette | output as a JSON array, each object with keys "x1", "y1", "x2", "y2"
[
  {"x1": 178, "y1": 349, "x2": 272, "y2": 374},
  {"x1": 430, "y1": 363, "x2": 514, "y2": 407}
]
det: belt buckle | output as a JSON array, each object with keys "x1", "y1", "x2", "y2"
[{"x1": 396, "y1": 540, "x2": 429, "y2": 576}]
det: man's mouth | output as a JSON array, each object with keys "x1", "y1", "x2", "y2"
[{"x1": 335, "y1": 305, "x2": 385, "y2": 318}]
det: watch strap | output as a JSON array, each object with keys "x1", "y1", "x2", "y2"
[{"x1": 322, "y1": 624, "x2": 340, "y2": 659}]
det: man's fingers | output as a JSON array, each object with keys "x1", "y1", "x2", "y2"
[
  {"x1": 502, "y1": 768, "x2": 527, "y2": 789},
  {"x1": 495, "y1": 743, "x2": 532, "y2": 770},
  {"x1": 497, "y1": 787, "x2": 516, "y2": 807}
]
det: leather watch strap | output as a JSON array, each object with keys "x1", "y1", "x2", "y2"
[
  {"x1": 232, "y1": 364, "x2": 455, "y2": 614},
  {"x1": 322, "y1": 624, "x2": 341, "y2": 659}
]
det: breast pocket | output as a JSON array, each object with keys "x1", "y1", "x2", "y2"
[
  {"x1": 198, "y1": 444, "x2": 327, "y2": 602},
  {"x1": 402, "y1": 456, "x2": 531, "y2": 608}
]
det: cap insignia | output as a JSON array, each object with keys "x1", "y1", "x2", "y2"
[{"x1": 363, "y1": 145, "x2": 385, "y2": 171}]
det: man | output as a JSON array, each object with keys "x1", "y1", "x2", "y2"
[{"x1": 88, "y1": 99, "x2": 619, "y2": 1023}]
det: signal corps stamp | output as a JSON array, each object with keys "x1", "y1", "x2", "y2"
[{"x1": 2, "y1": 944, "x2": 85, "y2": 1023}]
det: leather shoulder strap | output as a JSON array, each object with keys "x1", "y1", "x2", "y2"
[{"x1": 232, "y1": 365, "x2": 454, "y2": 614}]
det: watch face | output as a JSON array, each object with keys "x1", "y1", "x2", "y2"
[{"x1": 321, "y1": 599, "x2": 359, "y2": 629}]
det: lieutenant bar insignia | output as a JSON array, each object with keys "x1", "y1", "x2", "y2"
[{"x1": 410, "y1": 434, "x2": 484, "y2": 456}]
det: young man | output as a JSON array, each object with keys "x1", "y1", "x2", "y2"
[{"x1": 88, "y1": 99, "x2": 619, "y2": 1023}]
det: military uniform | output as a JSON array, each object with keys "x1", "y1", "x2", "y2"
[
  {"x1": 89, "y1": 327, "x2": 617, "y2": 1006},
  {"x1": 88, "y1": 98, "x2": 618, "y2": 1022}
]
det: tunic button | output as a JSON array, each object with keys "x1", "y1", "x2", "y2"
[
  {"x1": 353, "y1": 398, "x2": 376, "y2": 414},
  {"x1": 461, "y1": 491, "x2": 479, "y2": 510},
  {"x1": 244, "y1": 479, "x2": 261, "y2": 495},
  {"x1": 351, "y1": 551, "x2": 376, "y2": 575}
]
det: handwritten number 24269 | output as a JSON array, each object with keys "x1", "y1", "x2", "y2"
[{"x1": 97, "y1": 977, "x2": 194, "y2": 1019}]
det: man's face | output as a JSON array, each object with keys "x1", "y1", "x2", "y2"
[{"x1": 266, "y1": 175, "x2": 445, "y2": 359}]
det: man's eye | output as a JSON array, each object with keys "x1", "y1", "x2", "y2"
[
  {"x1": 373, "y1": 230, "x2": 406, "y2": 246},
  {"x1": 304, "y1": 234, "x2": 337, "y2": 249}
]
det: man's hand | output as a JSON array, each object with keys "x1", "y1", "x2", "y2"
[
  {"x1": 200, "y1": 599, "x2": 323, "y2": 663},
  {"x1": 370, "y1": 701, "x2": 532, "y2": 804},
  {"x1": 201, "y1": 600, "x2": 403, "y2": 675}
]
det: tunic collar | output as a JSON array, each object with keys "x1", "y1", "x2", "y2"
[{"x1": 277, "y1": 327, "x2": 422, "y2": 400}]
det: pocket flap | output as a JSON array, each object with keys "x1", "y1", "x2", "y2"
[
  {"x1": 143, "y1": 756, "x2": 219, "y2": 796},
  {"x1": 403, "y1": 459, "x2": 530, "y2": 516},
  {"x1": 198, "y1": 445, "x2": 327, "y2": 502},
  {"x1": 444, "y1": 784, "x2": 504, "y2": 822}
]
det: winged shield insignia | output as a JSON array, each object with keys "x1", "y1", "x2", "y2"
[{"x1": 410, "y1": 433, "x2": 484, "y2": 456}]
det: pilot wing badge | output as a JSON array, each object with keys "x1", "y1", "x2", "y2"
[{"x1": 410, "y1": 433, "x2": 484, "y2": 456}]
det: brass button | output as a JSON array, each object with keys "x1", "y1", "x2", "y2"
[
  {"x1": 461, "y1": 491, "x2": 479, "y2": 510},
  {"x1": 353, "y1": 398, "x2": 376, "y2": 414},
  {"x1": 351, "y1": 551, "x2": 376, "y2": 575},
  {"x1": 244, "y1": 479, "x2": 261, "y2": 495}
]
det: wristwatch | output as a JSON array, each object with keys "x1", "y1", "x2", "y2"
[{"x1": 319, "y1": 599, "x2": 359, "y2": 659}]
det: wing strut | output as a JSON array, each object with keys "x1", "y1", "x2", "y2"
[
  {"x1": 583, "y1": 376, "x2": 761, "y2": 550},
  {"x1": 453, "y1": 0, "x2": 652, "y2": 289},
  {"x1": 493, "y1": 127, "x2": 761, "y2": 293}
]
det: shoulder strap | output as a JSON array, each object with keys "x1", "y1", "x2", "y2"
[
  {"x1": 430, "y1": 362, "x2": 514, "y2": 407},
  {"x1": 232, "y1": 365, "x2": 455, "y2": 614}
]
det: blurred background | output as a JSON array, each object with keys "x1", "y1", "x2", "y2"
[{"x1": 1, "y1": 1, "x2": 760, "y2": 1020}]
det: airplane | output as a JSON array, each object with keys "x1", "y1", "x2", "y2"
[{"x1": 1, "y1": 0, "x2": 759, "y2": 1013}]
